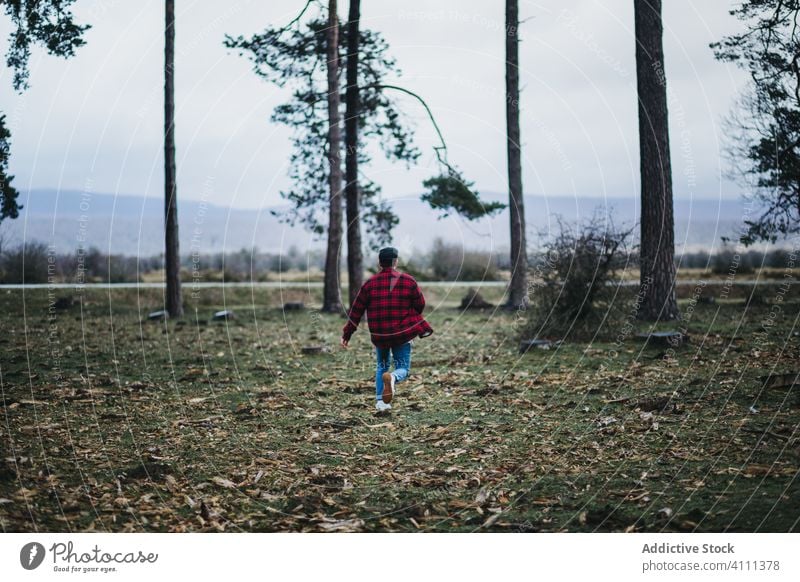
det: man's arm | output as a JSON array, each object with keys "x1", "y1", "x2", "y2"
[
  {"x1": 411, "y1": 277, "x2": 426, "y2": 314},
  {"x1": 341, "y1": 281, "x2": 369, "y2": 345}
]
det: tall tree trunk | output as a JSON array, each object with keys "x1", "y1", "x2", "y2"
[
  {"x1": 505, "y1": 0, "x2": 528, "y2": 310},
  {"x1": 322, "y1": 0, "x2": 344, "y2": 313},
  {"x1": 634, "y1": 0, "x2": 679, "y2": 321},
  {"x1": 164, "y1": 0, "x2": 183, "y2": 317},
  {"x1": 344, "y1": 0, "x2": 363, "y2": 306}
]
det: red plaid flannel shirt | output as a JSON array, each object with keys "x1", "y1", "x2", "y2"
[{"x1": 342, "y1": 267, "x2": 433, "y2": 348}]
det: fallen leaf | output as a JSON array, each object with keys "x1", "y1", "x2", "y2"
[
  {"x1": 212, "y1": 477, "x2": 237, "y2": 489},
  {"x1": 318, "y1": 518, "x2": 364, "y2": 532},
  {"x1": 482, "y1": 512, "x2": 501, "y2": 528}
]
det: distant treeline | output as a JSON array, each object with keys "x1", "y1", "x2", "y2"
[
  {"x1": 677, "y1": 247, "x2": 797, "y2": 274},
  {"x1": 0, "y1": 242, "x2": 158, "y2": 284},
  {"x1": 0, "y1": 239, "x2": 506, "y2": 284},
  {"x1": 0, "y1": 239, "x2": 793, "y2": 284},
  {"x1": 0, "y1": 242, "x2": 325, "y2": 284}
]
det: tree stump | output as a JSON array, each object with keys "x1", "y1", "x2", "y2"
[
  {"x1": 53, "y1": 296, "x2": 74, "y2": 310},
  {"x1": 759, "y1": 372, "x2": 799, "y2": 390},
  {"x1": 636, "y1": 331, "x2": 687, "y2": 348},
  {"x1": 460, "y1": 288, "x2": 494, "y2": 310}
]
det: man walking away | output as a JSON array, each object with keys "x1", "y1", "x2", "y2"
[{"x1": 341, "y1": 247, "x2": 433, "y2": 411}]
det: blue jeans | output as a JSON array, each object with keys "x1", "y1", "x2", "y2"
[{"x1": 375, "y1": 342, "x2": 412, "y2": 401}]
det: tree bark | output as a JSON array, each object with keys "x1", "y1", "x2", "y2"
[
  {"x1": 322, "y1": 0, "x2": 344, "y2": 313},
  {"x1": 344, "y1": 0, "x2": 363, "y2": 306},
  {"x1": 634, "y1": 0, "x2": 679, "y2": 321},
  {"x1": 505, "y1": 0, "x2": 528, "y2": 310},
  {"x1": 164, "y1": 0, "x2": 183, "y2": 317}
]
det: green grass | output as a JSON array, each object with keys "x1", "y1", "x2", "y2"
[{"x1": 0, "y1": 282, "x2": 798, "y2": 532}]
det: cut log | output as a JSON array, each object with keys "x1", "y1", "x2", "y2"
[
  {"x1": 119, "y1": 461, "x2": 171, "y2": 481},
  {"x1": 519, "y1": 339, "x2": 552, "y2": 353},
  {"x1": 213, "y1": 310, "x2": 235, "y2": 321},
  {"x1": 147, "y1": 310, "x2": 168, "y2": 321},
  {"x1": 634, "y1": 396, "x2": 677, "y2": 413},
  {"x1": 301, "y1": 345, "x2": 328, "y2": 355},
  {"x1": 283, "y1": 302, "x2": 305, "y2": 311}
]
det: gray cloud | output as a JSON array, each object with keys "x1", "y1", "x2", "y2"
[{"x1": 0, "y1": 0, "x2": 748, "y2": 210}]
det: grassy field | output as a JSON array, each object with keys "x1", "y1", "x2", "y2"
[{"x1": 0, "y1": 280, "x2": 798, "y2": 532}]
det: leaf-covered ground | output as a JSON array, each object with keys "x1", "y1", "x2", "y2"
[{"x1": 0, "y1": 282, "x2": 798, "y2": 532}]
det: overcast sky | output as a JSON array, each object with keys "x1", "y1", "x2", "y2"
[{"x1": 0, "y1": 0, "x2": 748, "y2": 210}]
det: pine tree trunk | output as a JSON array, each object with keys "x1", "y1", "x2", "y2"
[
  {"x1": 322, "y1": 0, "x2": 344, "y2": 313},
  {"x1": 344, "y1": 0, "x2": 363, "y2": 307},
  {"x1": 164, "y1": 0, "x2": 183, "y2": 317},
  {"x1": 634, "y1": 0, "x2": 679, "y2": 321},
  {"x1": 505, "y1": 0, "x2": 528, "y2": 310}
]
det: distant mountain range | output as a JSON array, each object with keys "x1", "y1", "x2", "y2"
[{"x1": 0, "y1": 188, "x2": 752, "y2": 256}]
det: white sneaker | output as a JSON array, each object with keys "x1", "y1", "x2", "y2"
[
  {"x1": 375, "y1": 400, "x2": 392, "y2": 412},
  {"x1": 381, "y1": 372, "x2": 396, "y2": 404}
]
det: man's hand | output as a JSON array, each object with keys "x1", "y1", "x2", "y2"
[{"x1": 340, "y1": 337, "x2": 349, "y2": 349}]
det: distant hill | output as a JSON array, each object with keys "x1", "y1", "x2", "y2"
[{"x1": 1, "y1": 188, "x2": 750, "y2": 256}]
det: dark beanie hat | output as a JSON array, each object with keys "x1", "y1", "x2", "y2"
[{"x1": 379, "y1": 247, "x2": 398, "y2": 264}]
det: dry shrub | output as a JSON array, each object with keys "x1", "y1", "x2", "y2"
[{"x1": 522, "y1": 215, "x2": 635, "y2": 341}]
